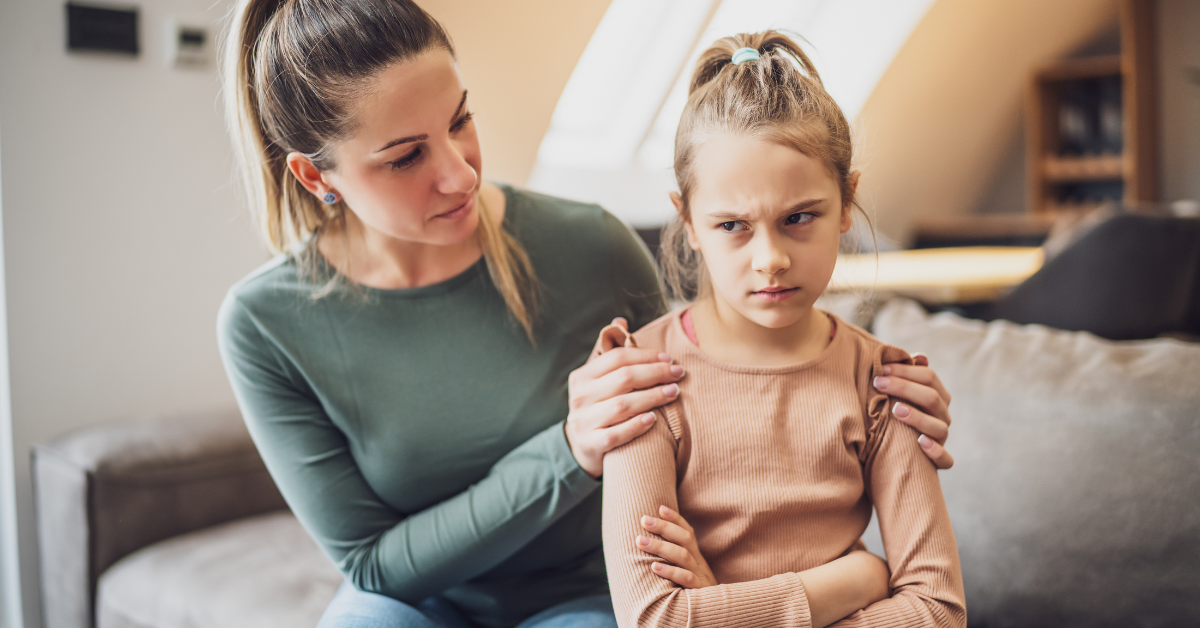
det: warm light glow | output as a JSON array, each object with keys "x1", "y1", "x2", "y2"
[{"x1": 830, "y1": 247, "x2": 1046, "y2": 303}]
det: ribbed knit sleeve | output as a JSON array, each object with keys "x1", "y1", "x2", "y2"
[
  {"x1": 602, "y1": 416, "x2": 814, "y2": 628},
  {"x1": 832, "y1": 351, "x2": 966, "y2": 628}
]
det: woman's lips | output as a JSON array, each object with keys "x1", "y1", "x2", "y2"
[
  {"x1": 752, "y1": 286, "x2": 799, "y2": 302},
  {"x1": 434, "y1": 195, "x2": 475, "y2": 221}
]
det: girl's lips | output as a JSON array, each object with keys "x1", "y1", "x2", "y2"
[
  {"x1": 752, "y1": 287, "x2": 799, "y2": 302},
  {"x1": 434, "y1": 195, "x2": 475, "y2": 220}
]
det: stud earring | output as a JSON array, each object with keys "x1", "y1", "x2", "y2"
[{"x1": 322, "y1": 191, "x2": 339, "y2": 204}]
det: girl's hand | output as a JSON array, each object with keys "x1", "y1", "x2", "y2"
[
  {"x1": 872, "y1": 354, "x2": 955, "y2": 469},
  {"x1": 636, "y1": 505, "x2": 717, "y2": 589},
  {"x1": 566, "y1": 318, "x2": 685, "y2": 478}
]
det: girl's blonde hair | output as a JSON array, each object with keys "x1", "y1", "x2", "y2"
[
  {"x1": 221, "y1": 0, "x2": 538, "y2": 338},
  {"x1": 660, "y1": 30, "x2": 869, "y2": 301}
]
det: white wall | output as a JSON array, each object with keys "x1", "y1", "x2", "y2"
[{"x1": 0, "y1": 1, "x2": 263, "y2": 626}]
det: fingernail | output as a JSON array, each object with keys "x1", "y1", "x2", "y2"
[
  {"x1": 918, "y1": 434, "x2": 933, "y2": 450},
  {"x1": 881, "y1": 365, "x2": 892, "y2": 375},
  {"x1": 873, "y1": 376, "x2": 890, "y2": 391},
  {"x1": 658, "y1": 353, "x2": 672, "y2": 362},
  {"x1": 670, "y1": 365, "x2": 684, "y2": 377},
  {"x1": 642, "y1": 412, "x2": 656, "y2": 425},
  {"x1": 652, "y1": 563, "x2": 664, "y2": 572},
  {"x1": 637, "y1": 535, "x2": 650, "y2": 547},
  {"x1": 642, "y1": 516, "x2": 658, "y2": 527},
  {"x1": 663, "y1": 384, "x2": 679, "y2": 397},
  {"x1": 893, "y1": 402, "x2": 910, "y2": 418}
]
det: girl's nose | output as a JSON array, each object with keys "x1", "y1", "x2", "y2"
[
  {"x1": 435, "y1": 143, "x2": 478, "y2": 196},
  {"x1": 751, "y1": 233, "x2": 790, "y2": 275}
]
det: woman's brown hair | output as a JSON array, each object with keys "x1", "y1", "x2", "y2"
[
  {"x1": 221, "y1": 0, "x2": 538, "y2": 338},
  {"x1": 659, "y1": 30, "x2": 869, "y2": 302}
]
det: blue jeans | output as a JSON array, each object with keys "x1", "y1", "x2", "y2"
[{"x1": 316, "y1": 581, "x2": 618, "y2": 628}]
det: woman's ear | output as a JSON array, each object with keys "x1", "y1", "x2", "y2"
[
  {"x1": 841, "y1": 170, "x2": 861, "y2": 234},
  {"x1": 670, "y1": 192, "x2": 702, "y2": 252},
  {"x1": 286, "y1": 152, "x2": 337, "y2": 200}
]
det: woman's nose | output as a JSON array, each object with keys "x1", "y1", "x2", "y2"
[
  {"x1": 435, "y1": 143, "x2": 478, "y2": 196},
  {"x1": 751, "y1": 233, "x2": 790, "y2": 275}
]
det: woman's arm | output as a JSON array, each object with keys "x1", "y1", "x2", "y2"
[{"x1": 218, "y1": 295, "x2": 603, "y2": 603}]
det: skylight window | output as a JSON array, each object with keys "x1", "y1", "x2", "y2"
[{"x1": 529, "y1": 0, "x2": 935, "y2": 226}]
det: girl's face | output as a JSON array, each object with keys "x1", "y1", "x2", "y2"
[
  {"x1": 306, "y1": 49, "x2": 483, "y2": 247},
  {"x1": 679, "y1": 133, "x2": 855, "y2": 330}
]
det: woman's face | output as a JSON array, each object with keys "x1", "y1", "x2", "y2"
[
  {"x1": 681, "y1": 133, "x2": 854, "y2": 330},
  {"x1": 318, "y1": 49, "x2": 482, "y2": 247}
]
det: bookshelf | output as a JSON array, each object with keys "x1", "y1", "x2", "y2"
[{"x1": 1026, "y1": 0, "x2": 1158, "y2": 214}]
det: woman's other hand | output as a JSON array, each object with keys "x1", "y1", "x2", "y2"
[
  {"x1": 566, "y1": 318, "x2": 685, "y2": 478},
  {"x1": 636, "y1": 505, "x2": 717, "y2": 589},
  {"x1": 872, "y1": 354, "x2": 955, "y2": 469}
]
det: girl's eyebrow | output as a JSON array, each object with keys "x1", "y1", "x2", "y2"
[
  {"x1": 374, "y1": 90, "x2": 468, "y2": 153},
  {"x1": 707, "y1": 198, "x2": 825, "y2": 221}
]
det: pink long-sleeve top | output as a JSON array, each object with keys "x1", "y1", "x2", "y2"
[{"x1": 599, "y1": 310, "x2": 966, "y2": 628}]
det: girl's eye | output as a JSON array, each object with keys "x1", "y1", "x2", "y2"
[
  {"x1": 786, "y1": 212, "x2": 816, "y2": 225},
  {"x1": 388, "y1": 147, "x2": 423, "y2": 171},
  {"x1": 719, "y1": 221, "x2": 746, "y2": 232},
  {"x1": 450, "y1": 111, "x2": 474, "y2": 133}
]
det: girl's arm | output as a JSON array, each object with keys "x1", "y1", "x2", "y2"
[
  {"x1": 637, "y1": 507, "x2": 891, "y2": 628},
  {"x1": 830, "y1": 374, "x2": 967, "y2": 627},
  {"x1": 604, "y1": 414, "x2": 823, "y2": 628}
]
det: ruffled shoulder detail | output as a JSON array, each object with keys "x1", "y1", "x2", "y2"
[{"x1": 859, "y1": 342, "x2": 915, "y2": 473}]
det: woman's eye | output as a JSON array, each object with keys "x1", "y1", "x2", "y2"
[
  {"x1": 786, "y1": 212, "x2": 815, "y2": 225},
  {"x1": 450, "y1": 111, "x2": 474, "y2": 133},
  {"x1": 388, "y1": 147, "x2": 423, "y2": 171},
  {"x1": 719, "y1": 221, "x2": 746, "y2": 232}
]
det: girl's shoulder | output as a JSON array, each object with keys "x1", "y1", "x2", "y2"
[{"x1": 629, "y1": 310, "x2": 680, "y2": 353}]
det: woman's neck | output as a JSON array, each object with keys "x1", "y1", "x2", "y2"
[
  {"x1": 316, "y1": 182, "x2": 505, "y2": 290},
  {"x1": 689, "y1": 296, "x2": 832, "y2": 367}
]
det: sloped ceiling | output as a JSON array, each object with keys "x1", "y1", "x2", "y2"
[
  {"x1": 421, "y1": 0, "x2": 613, "y2": 185},
  {"x1": 856, "y1": 0, "x2": 1119, "y2": 243}
]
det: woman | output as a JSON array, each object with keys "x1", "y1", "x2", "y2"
[{"x1": 215, "y1": 1, "x2": 957, "y2": 626}]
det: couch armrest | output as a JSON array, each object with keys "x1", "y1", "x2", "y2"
[{"x1": 33, "y1": 408, "x2": 287, "y2": 628}]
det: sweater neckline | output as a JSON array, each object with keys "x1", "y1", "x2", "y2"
[{"x1": 668, "y1": 307, "x2": 846, "y2": 375}]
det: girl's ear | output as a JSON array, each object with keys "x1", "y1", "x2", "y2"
[
  {"x1": 670, "y1": 191, "x2": 702, "y2": 252},
  {"x1": 841, "y1": 170, "x2": 861, "y2": 234}
]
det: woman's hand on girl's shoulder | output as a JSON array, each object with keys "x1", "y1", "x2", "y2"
[
  {"x1": 636, "y1": 505, "x2": 718, "y2": 589},
  {"x1": 566, "y1": 318, "x2": 685, "y2": 478},
  {"x1": 871, "y1": 354, "x2": 955, "y2": 469}
]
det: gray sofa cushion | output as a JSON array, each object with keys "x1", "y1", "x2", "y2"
[
  {"x1": 872, "y1": 299, "x2": 1200, "y2": 627},
  {"x1": 96, "y1": 511, "x2": 342, "y2": 628}
]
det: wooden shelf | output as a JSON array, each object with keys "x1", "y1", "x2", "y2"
[
  {"x1": 1026, "y1": 0, "x2": 1158, "y2": 213},
  {"x1": 1042, "y1": 154, "x2": 1125, "y2": 181},
  {"x1": 1035, "y1": 54, "x2": 1121, "y2": 82}
]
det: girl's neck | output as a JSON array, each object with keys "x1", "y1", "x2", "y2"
[
  {"x1": 317, "y1": 183, "x2": 504, "y2": 290},
  {"x1": 689, "y1": 296, "x2": 833, "y2": 367}
]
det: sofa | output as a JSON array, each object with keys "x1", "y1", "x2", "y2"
[{"x1": 34, "y1": 300, "x2": 1200, "y2": 628}]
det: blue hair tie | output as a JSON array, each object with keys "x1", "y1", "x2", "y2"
[{"x1": 731, "y1": 47, "x2": 760, "y2": 65}]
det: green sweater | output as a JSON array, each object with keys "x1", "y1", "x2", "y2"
[{"x1": 217, "y1": 186, "x2": 666, "y2": 627}]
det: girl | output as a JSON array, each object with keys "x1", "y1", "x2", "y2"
[
  {"x1": 217, "y1": 0, "x2": 959, "y2": 625},
  {"x1": 599, "y1": 32, "x2": 966, "y2": 628}
]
